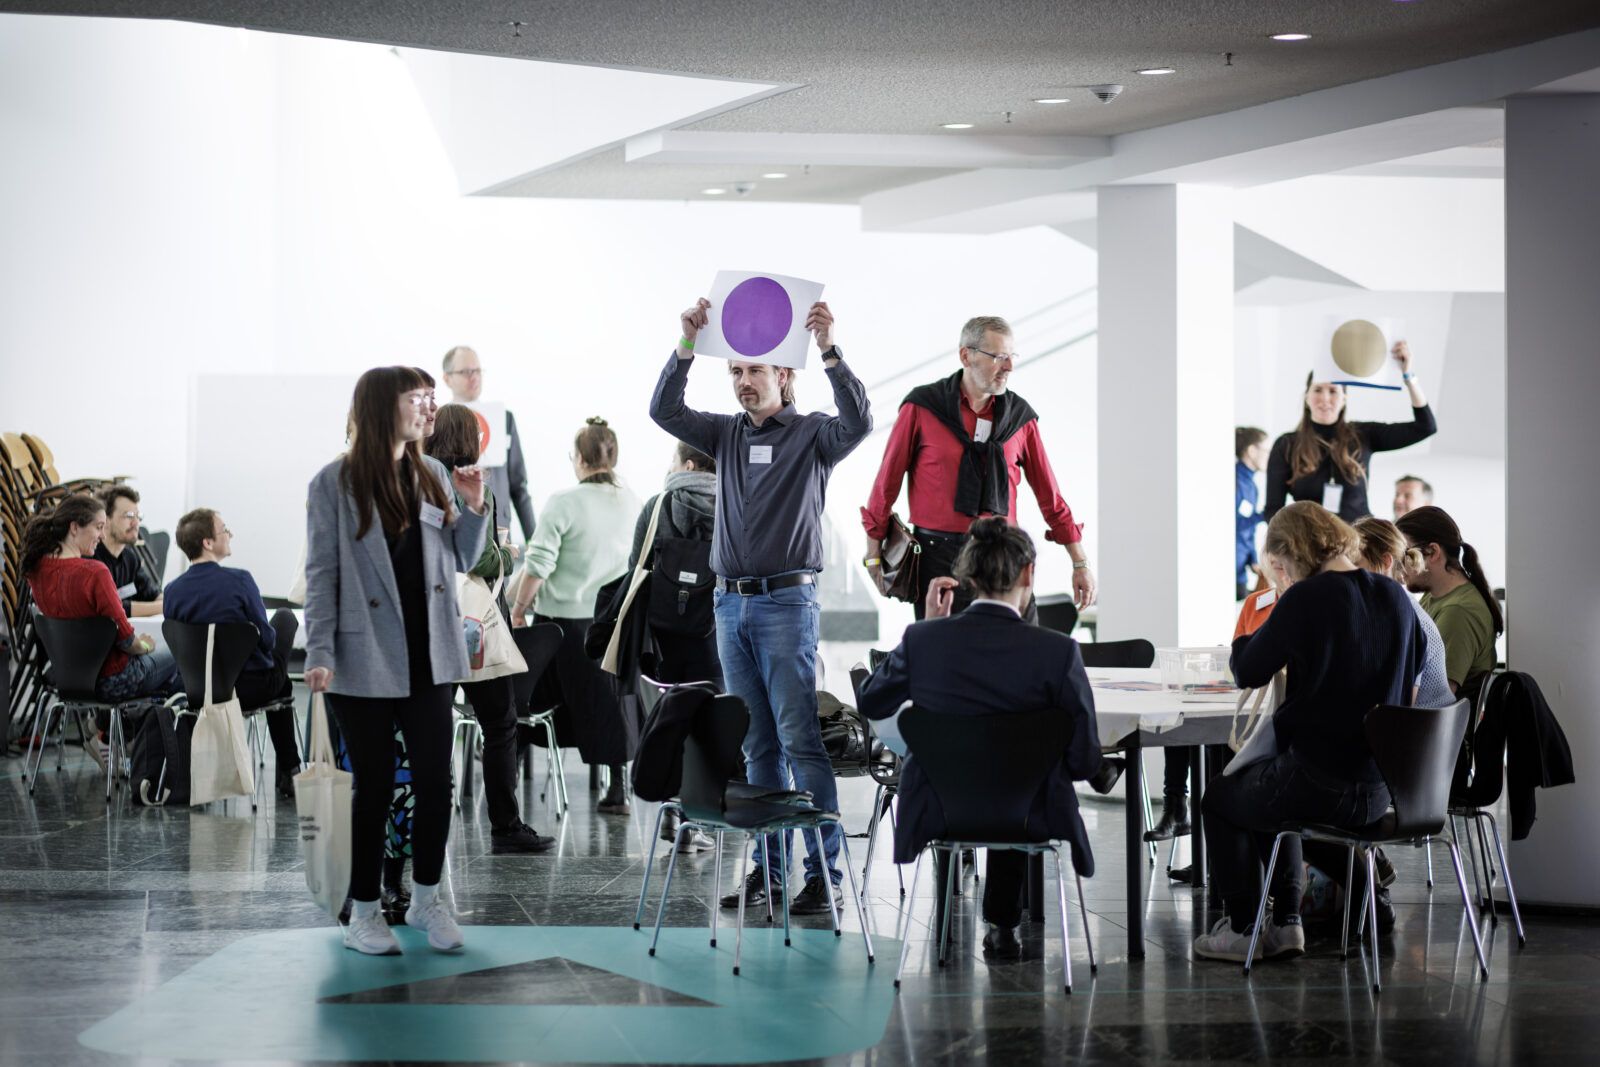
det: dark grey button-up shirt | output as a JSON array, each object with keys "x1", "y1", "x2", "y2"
[{"x1": 649, "y1": 350, "x2": 872, "y2": 579}]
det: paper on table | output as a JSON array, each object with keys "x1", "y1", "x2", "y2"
[{"x1": 694, "y1": 270, "x2": 825, "y2": 370}]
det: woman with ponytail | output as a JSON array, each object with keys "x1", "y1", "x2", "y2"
[
  {"x1": 1353, "y1": 517, "x2": 1453, "y2": 709},
  {"x1": 1395, "y1": 505, "x2": 1502, "y2": 696},
  {"x1": 1263, "y1": 340, "x2": 1436, "y2": 522}
]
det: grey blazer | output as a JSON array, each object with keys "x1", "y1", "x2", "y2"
[{"x1": 303, "y1": 455, "x2": 488, "y2": 698}]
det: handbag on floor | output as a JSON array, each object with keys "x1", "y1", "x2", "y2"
[
  {"x1": 188, "y1": 625, "x2": 256, "y2": 805},
  {"x1": 294, "y1": 692, "x2": 353, "y2": 918},
  {"x1": 1223, "y1": 669, "x2": 1285, "y2": 776}
]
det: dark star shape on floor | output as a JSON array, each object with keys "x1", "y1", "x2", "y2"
[{"x1": 317, "y1": 956, "x2": 717, "y2": 1008}]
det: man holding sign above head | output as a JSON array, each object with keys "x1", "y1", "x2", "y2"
[
  {"x1": 862, "y1": 315, "x2": 1095, "y2": 619},
  {"x1": 649, "y1": 285, "x2": 871, "y2": 915},
  {"x1": 442, "y1": 346, "x2": 538, "y2": 541}
]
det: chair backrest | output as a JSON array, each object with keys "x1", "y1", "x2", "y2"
[
  {"x1": 162, "y1": 620, "x2": 258, "y2": 707},
  {"x1": 899, "y1": 706, "x2": 1071, "y2": 843},
  {"x1": 510, "y1": 623, "x2": 565, "y2": 713},
  {"x1": 1035, "y1": 593, "x2": 1079, "y2": 636},
  {"x1": 1454, "y1": 669, "x2": 1511, "y2": 807},
  {"x1": 19, "y1": 434, "x2": 59, "y2": 484},
  {"x1": 141, "y1": 533, "x2": 169, "y2": 587},
  {"x1": 1364, "y1": 698, "x2": 1472, "y2": 839},
  {"x1": 679, "y1": 693, "x2": 752, "y2": 821},
  {"x1": 32, "y1": 611, "x2": 118, "y2": 701},
  {"x1": 848, "y1": 664, "x2": 902, "y2": 786},
  {"x1": 1077, "y1": 638, "x2": 1155, "y2": 669}
]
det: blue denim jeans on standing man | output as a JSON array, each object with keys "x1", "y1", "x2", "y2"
[{"x1": 713, "y1": 579, "x2": 841, "y2": 886}]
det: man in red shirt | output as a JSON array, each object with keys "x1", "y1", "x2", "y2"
[{"x1": 862, "y1": 315, "x2": 1096, "y2": 619}]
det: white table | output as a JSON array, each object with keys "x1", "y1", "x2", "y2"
[
  {"x1": 127, "y1": 616, "x2": 168, "y2": 654},
  {"x1": 1089, "y1": 667, "x2": 1241, "y2": 958}
]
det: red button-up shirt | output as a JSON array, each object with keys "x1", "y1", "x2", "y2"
[{"x1": 861, "y1": 395, "x2": 1084, "y2": 545}]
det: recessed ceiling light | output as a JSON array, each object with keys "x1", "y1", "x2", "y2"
[
  {"x1": 1269, "y1": 32, "x2": 1311, "y2": 41},
  {"x1": 1033, "y1": 97, "x2": 1071, "y2": 104},
  {"x1": 940, "y1": 122, "x2": 975, "y2": 129},
  {"x1": 701, "y1": 188, "x2": 727, "y2": 195},
  {"x1": 761, "y1": 172, "x2": 788, "y2": 179},
  {"x1": 1135, "y1": 67, "x2": 1176, "y2": 75}
]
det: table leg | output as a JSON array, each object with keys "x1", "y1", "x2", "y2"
[
  {"x1": 1125, "y1": 736, "x2": 1145, "y2": 958},
  {"x1": 1190, "y1": 745, "x2": 1207, "y2": 889}
]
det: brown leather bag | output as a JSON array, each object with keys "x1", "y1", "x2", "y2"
[{"x1": 874, "y1": 514, "x2": 921, "y2": 603}]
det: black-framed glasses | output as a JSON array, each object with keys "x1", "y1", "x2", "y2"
[{"x1": 973, "y1": 347, "x2": 1019, "y2": 364}]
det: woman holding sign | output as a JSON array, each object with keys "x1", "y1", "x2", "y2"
[
  {"x1": 1263, "y1": 339, "x2": 1435, "y2": 523},
  {"x1": 303, "y1": 366, "x2": 488, "y2": 957}
]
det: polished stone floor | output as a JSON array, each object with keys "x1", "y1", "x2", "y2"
[{"x1": 4, "y1": 697, "x2": 1598, "y2": 1065}]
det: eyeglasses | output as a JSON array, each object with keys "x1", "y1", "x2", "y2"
[
  {"x1": 424, "y1": 392, "x2": 437, "y2": 409},
  {"x1": 973, "y1": 347, "x2": 1019, "y2": 364},
  {"x1": 403, "y1": 393, "x2": 428, "y2": 408},
  {"x1": 449, "y1": 368, "x2": 483, "y2": 379},
  {"x1": 115, "y1": 512, "x2": 142, "y2": 523}
]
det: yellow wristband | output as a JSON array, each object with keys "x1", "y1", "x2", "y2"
[{"x1": 863, "y1": 557, "x2": 881, "y2": 567}]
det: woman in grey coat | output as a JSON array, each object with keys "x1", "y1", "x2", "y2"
[{"x1": 304, "y1": 366, "x2": 488, "y2": 957}]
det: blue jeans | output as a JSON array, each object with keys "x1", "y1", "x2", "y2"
[
  {"x1": 97, "y1": 647, "x2": 180, "y2": 702},
  {"x1": 714, "y1": 581, "x2": 840, "y2": 885}
]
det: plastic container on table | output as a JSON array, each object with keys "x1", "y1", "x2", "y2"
[{"x1": 1155, "y1": 646, "x2": 1236, "y2": 692}]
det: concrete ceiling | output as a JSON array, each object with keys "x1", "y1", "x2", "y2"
[{"x1": 6, "y1": 0, "x2": 1600, "y2": 210}]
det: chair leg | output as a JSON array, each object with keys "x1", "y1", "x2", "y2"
[
  {"x1": 813, "y1": 826, "x2": 842, "y2": 938},
  {"x1": 105, "y1": 707, "x2": 121, "y2": 803},
  {"x1": 1445, "y1": 838, "x2": 1491, "y2": 980},
  {"x1": 1473, "y1": 814, "x2": 1498, "y2": 920},
  {"x1": 888, "y1": 796, "x2": 906, "y2": 898},
  {"x1": 834, "y1": 823, "x2": 875, "y2": 963},
  {"x1": 55, "y1": 703, "x2": 68, "y2": 771},
  {"x1": 1141, "y1": 771, "x2": 1158, "y2": 868},
  {"x1": 711, "y1": 830, "x2": 725, "y2": 949},
  {"x1": 25, "y1": 703, "x2": 59, "y2": 794},
  {"x1": 894, "y1": 851, "x2": 926, "y2": 990},
  {"x1": 1075, "y1": 873, "x2": 1097, "y2": 975},
  {"x1": 1483, "y1": 813, "x2": 1526, "y2": 948},
  {"x1": 1053, "y1": 849, "x2": 1074, "y2": 994},
  {"x1": 633, "y1": 803, "x2": 670, "y2": 929},
  {"x1": 1244, "y1": 831, "x2": 1288, "y2": 976},
  {"x1": 1424, "y1": 834, "x2": 1436, "y2": 889},
  {"x1": 648, "y1": 820, "x2": 686, "y2": 957},
  {"x1": 759, "y1": 837, "x2": 775, "y2": 924},
  {"x1": 1340, "y1": 846, "x2": 1357, "y2": 959},
  {"x1": 778, "y1": 833, "x2": 792, "y2": 948},
  {"x1": 937, "y1": 846, "x2": 958, "y2": 967},
  {"x1": 1364, "y1": 848, "x2": 1382, "y2": 993},
  {"x1": 734, "y1": 834, "x2": 751, "y2": 976},
  {"x1": 860, "y1": 784, "x2": 885, "y2": 903},
  {"x1": 1454, "y1": 814, "x2": 1485, "y2": 909}
]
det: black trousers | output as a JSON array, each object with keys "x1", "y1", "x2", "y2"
[
  {"x1": 330, "y1": 684, "x2": 454, "y2": 901},
  {"x1": 460, "y1": 675, "x2": 520, "y2": 831},
  {"x1": 1202, "y1": 749, "x2": 1390, "y2": 930},
  {"x1": 914, "y1": 529, "x2": 1038, "y2": 623},
  {"x1": 1161, "y1": 747, "x2": 1192, "y2": 798},
  {"x1": 982, "y1": 850, "x2": 1029, "y2": 927},
  {"x1": 234, "y1": 609, "x2": 299, "y2": 774},
  {"x1": 652, "y1": 630, "x2": 722, "y2": 688}
]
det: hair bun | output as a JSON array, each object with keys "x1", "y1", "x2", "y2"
[{"x1": 585, "y1": 416, "x2": 608, "y2": 428}]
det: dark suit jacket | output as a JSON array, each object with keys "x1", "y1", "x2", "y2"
[{"x1": 858, "y1": 601, "x2": 1102, "y2": 875}]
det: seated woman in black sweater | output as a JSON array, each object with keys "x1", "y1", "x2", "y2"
[
  {"x1": 1263, "y1": 340, "x2": 1436, "y2": 522},
  {"x1": 1195, "y1": 502, "x2": 1425, "y2": 964}
]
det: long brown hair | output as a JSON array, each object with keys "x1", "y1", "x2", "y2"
[
  {"x1": 343, "y1": 366, "x2": 453, "y2": 539},
  {"x1": 22, "y1": 494, "x2": 104, "y2": 576},
  {"x1": 1289, "y1": 373, "x2": 1365, "y2": 484},
  {"x1": 1396, "y1": 506, "x2": 1504, "y2": 636}
]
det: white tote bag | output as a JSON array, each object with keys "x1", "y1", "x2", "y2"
[
  {"x1": 458, "y1": 558, "x2": 527, "y2": 683},
  {"x1": 602, "y1": 493, "x2": 664, "y2": 676},
  {"x1": 188, "y1": 625, "x2": 256, "y2": 806},
  {"x1": 1223, "y1": 670, "x2": 1286, "y2": 776},
  {"x1": 294, "y1": 692, "x2": 353, "y2": 918}
]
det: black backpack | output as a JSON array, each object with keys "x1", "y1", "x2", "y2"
[
  {"x1": 129, "y1": 702, "x2": 191, "y2": 806},
  {"x1": 645, "y1": 490, "x2": 715, "y2": 638}
]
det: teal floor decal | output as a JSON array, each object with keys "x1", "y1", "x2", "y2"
[{"x1": 79, "y1": 925, "x2": 897, "y2": 1064}]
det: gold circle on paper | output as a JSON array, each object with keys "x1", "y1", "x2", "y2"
[{"x1": 1330, "y1": 319, "x2": 1387, "y2": 378}]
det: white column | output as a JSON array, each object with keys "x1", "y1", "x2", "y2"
[
  {"x1": 1097, "y1": 185, "x2": 1236, "y2": 647},
  {"x1": 1504, "y1": 94, "x2": 1600, "y2": 908}
]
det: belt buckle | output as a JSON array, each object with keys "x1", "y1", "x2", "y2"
[{"x1": 736, "y1": 578, "x2": 760, "y2": 596}]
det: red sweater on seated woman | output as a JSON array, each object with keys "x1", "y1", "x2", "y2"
[{"x1": 23, "y1": 493, "x2": 180, "y2": 702}]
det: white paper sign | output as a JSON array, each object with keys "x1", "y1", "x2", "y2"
[
  {"x1": 461, "y1": 401, "x2": 509, "y2": 468},
  {"x1": 1313, "y1": 317, "x2": 1404, "y2": 391},
  {"x1": 694, "y1": 270, "x2": 825, "y2": 371}
]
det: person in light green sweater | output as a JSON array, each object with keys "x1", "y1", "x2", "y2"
[{"x1": 511, "y1": 418, "x2": 642, "y2": 812}]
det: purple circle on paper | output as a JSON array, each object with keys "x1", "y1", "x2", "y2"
[{"x1": 721, "y1": 277, "x2": 793, "y2": 357}]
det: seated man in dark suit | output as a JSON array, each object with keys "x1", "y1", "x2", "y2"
[
  {"x1": 858, "y1": 518, "x2": 1103, "y2": 959},
  {"x1": 163, "y1": 508, "x2": 301, "y2": 796}
]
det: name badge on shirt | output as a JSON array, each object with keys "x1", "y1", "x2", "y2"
[
  {"x1": 115, "y1": 582, "x2": 137, "y2": 600},
  {"x1": 1238, "y1": 499, "x2": 1254, "y2": 518},
  {"x1": 749, "y1": 445, "x2": 773, "y2": 465},
  {"x1": 420, "y1": 502, "x2": 445, "y2": 529},
  {"x1": 1321, "y1": 482, "x2": 1344, "y2": 515},
  {"x1": 973, "y1": 418, "x2": 993, "y2": 444},
  {"x1": 1255, "y1": 588, "x2": 1277, "y2": 609}
]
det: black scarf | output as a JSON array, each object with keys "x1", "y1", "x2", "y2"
[{"x1": 904, "y1": 371, "x2": 1038, "y2": 518}]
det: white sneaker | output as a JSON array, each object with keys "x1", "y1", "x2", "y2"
[
  {"x1": 87, "y1": 736, "x2": 110, "y2": 773},
  {"x1": 1193, "y1": 916, "x2": 1263, "y2": 963},
  {"x1": 406, "y1": 892, "x2": 465, "y2": 952},
  {"x1": 343, "y1": 907, "x2": 401, "y2": 956},
  {"x1": 678, "y1": 828, "x2": 715, "y2": 853},
  {"x1": 1260, "y1": 920, "x2": 1306, "y2": 960}
]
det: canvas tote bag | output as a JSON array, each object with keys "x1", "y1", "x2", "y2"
[
  {"x1": 1223, "y1": 669, "x2": 1286, "y2": 776},
  {"x1": 294, "y1": 692, "x2": 353, "y2": 917},
  {"x1": 602, "y1": 492, "x2": 665, "y2": 676},
  {"x1": 188, "y1": 624, "x2": 256, "y2": 805},
  {"x1": 458, "y1": 550, "x2": 526, "y2": 682}
]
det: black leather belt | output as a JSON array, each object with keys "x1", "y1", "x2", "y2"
[
  {"x1": 715, "y1": 572, "x2": 816, "y2": 596},
  {"x1": 914, "y1": 526, "x2": 969, "y2": 541}
]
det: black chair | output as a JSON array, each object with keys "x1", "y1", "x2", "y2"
[
  {"x1": 1077, "y1": 638, "x2": 1155, "y2": 669},
  {"x1": 893, "y1": 706, "x2": 1097, "y2": 994},
  {"x1": 642, "y1": 690, "x2": 875, "y2": 975},
  {"x1": 163, "y1": 621, "x2": 264, "y2": 811},
  {"x1": 1243, "y1": 699, "x2": 1489, "y2": 992},
  {"x1": 1035, "y1": 594, "x2": 1079, "y2": 636},
  {"x1": 850, "y1": 663, "x2": 906, "y2": 903},
  {"x1": 27, "y1": 613, "x2": 125, "y2": 802},
  {"x1": 1449, "y1": 668, "x2": 1525, "y2": 947},
  {"x1": 509, "y1": 623, "x2": 569, "y2": 816}
]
